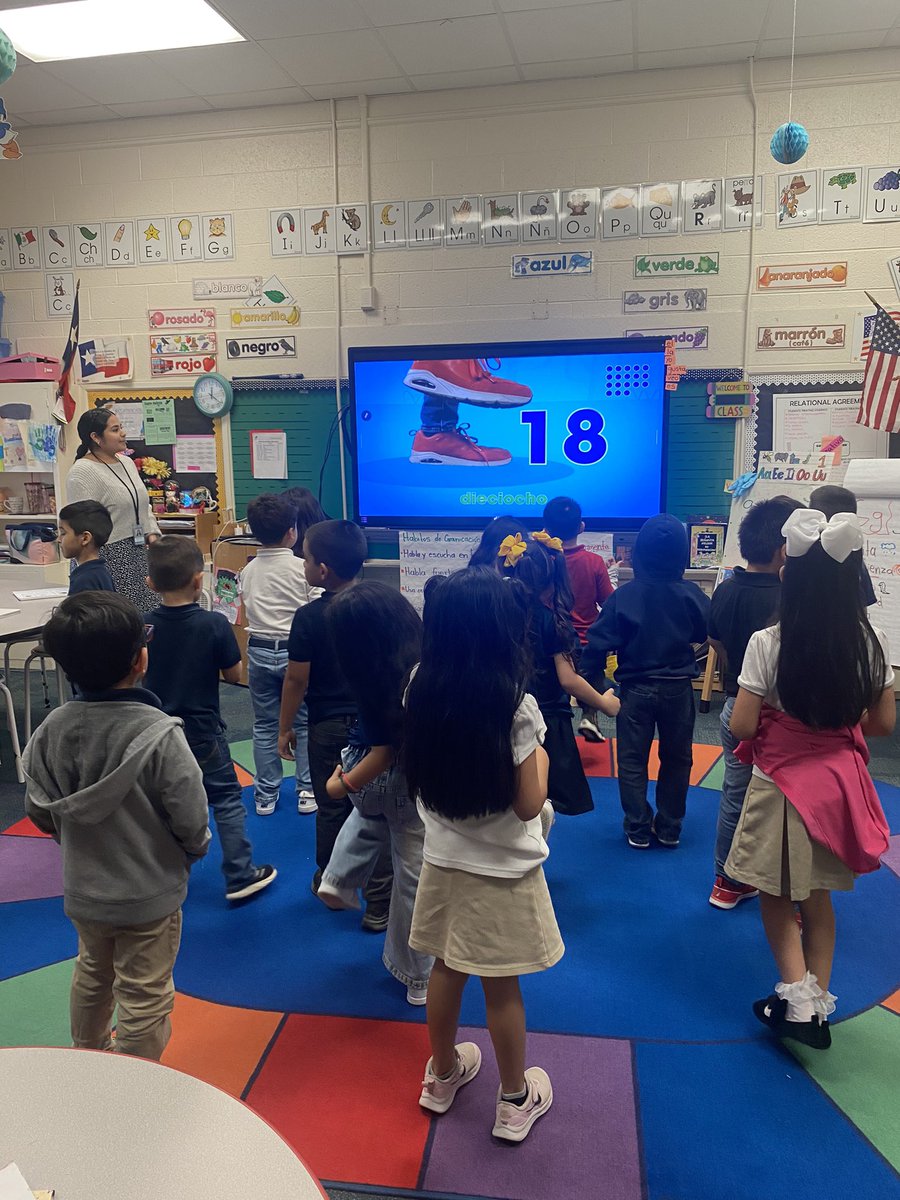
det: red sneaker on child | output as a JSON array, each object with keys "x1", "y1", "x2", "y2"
[{"x1": 708, "y1": 874, "x2": 759, "y2": 909}]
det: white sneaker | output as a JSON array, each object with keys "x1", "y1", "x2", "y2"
[
  {"x1": 492, "y1": 1067, "x2": 553, "y2": 1142},
  {"x1": 539, "y1": 800, "x2": 555, "y2": 841},
  {"x1": 407, "y1": 982, "x2": 428, "y2": 1006},
  {"x1": 316, "y1": 879, "x2": 361, "y2": 911},
  {"x1": 419, "y1": 1043, "x2": 482, "y2": 1113},
  {"x1": 297, "y1": 790, "x2": 317, "y2": 814},
  {"x1": 255, "y1": 797, "x2": 277, "y2": 816},
  {"x1": 578, "y1": 714, "x2": 606, "y2": 743}
]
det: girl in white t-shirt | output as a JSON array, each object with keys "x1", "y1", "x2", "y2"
[
  {"x1": 728, "y1": 510, "x2": 895, "y2": 1050},
  {"x1": 405, "y1": 567, "x2": 563, "y2": 1143}
]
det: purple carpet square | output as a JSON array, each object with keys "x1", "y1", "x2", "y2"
[
  {"x1": 882, "y1": 834, "x2": 900, "y2": 880},
  {"x1": 422, "y1": 1026, "x2": 642, "y2": 1200},
  {"x1": 0, "y1": 833, "x2": 63, "y2": 903}
]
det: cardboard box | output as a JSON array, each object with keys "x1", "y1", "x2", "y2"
[{"x1": 214, "y1": 537, "x2": 260, "y2": 685}]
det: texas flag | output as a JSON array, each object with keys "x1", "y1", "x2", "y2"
[{"x1": 78, "y1": 337, "x2": 133, "y2": 382}]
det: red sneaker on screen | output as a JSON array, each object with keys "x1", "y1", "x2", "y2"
[
  {"x1": 404, "y1": 359, "x2": 533, "y2": 408},
  {"x1": 409, "y1": 427, "x2": 512, "y2": 466},
  {"x1": 709, "y1": 874, "x2": 759, "y2": 910}
]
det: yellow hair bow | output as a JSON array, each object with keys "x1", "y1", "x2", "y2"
[
  {"x1": 498, "y1": 533, "x2": 528, "y2": 567},
  {"x1": 532, "y1": 530, "x2": 563, "y2": 552}
]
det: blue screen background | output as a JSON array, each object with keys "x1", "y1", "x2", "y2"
[{"x1": 351, "y1": 349, "x2": 666, "y2": 523}]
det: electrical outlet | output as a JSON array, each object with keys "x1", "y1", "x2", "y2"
[
  {"x1": 531, "y1": 300, "x2": 549, "y2": 320},
  {"x1": 360, "y1": 285, "x2": 377, "y2": 311}
]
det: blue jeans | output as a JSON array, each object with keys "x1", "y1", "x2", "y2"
[
  {"x1": 715, "y1": 695, "x2": 753, "y2": 881},
  {"x1": 616, "y1": 677, "x2": 695, "y2": 839},
  {"x1": 192, "y1": 734, "x2": 255, "y2": 891},
  {"x1": 322, "y1": 747, "x2": 432, "y2": 990},
  {"x1": 420, "y1": 395, "x2": 459, "y2": 434},
  {"x1": 247, "y1": 643, "x2": 311, "y2": 804}
]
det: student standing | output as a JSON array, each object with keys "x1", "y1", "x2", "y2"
[
  {"x1": 24, "y1": 593, "x2": 210, "y2": 1060},
  {"x1": 58, "y1": 500, "x2": 116, "y2": 595}
]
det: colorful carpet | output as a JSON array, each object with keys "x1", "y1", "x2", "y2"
[{"x1": 2, "y1": 742, "x2": 899, "y2": 1200}]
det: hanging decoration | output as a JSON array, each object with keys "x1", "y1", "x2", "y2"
[
  {"x1": 769, "y1": 0, "x2": 808, "y2": 166},
  {"x1": 0, "y1": 28, "x2": 21, "y2": 161}
]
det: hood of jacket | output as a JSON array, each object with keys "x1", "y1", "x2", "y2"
[{"x1": 632, "y1": 514, "x2": 689, "y2": 584}]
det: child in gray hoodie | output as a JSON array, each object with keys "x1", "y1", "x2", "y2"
[{"x1": 24, "y1": 592, "x2": 210, "y2": 1061}]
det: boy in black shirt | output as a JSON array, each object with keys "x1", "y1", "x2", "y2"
[
  {"x1": 145, "y1": 537, "x2": 276, "y2": 902},
  {"x1": 59, "y1": 500, "x2": 116, "y2": 595},
  {"x1": 810, "y1": 484, "x2": 877, "y2": 607},
  {"x1": 278, "y1": 519, "x2": 391, "y2": 928},
  {"x1": 707, "y1": 496, "x2": 800, "y2": 909}
]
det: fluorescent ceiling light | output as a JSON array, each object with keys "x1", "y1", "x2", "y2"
[{"x1": 1, "y1": 0, "x2": 244, "y2": 62}]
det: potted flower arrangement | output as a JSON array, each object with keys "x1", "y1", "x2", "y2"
[{"x1": 134, "y1": 455, "x2": 171, "y2": 515}]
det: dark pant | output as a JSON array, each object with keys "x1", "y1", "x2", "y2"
[
  {"x1": 191, "y1": 734, "x2": 255, "y2": 891},
  {"x1": 308, "y1": 716, "x2": 392, "y2": 913},
  {"x1": 616, "y1": 678, "x2": 695, "y2": 839},
  {"x1": 420, "y1": 395, "x2": 460, "y2": 434}
]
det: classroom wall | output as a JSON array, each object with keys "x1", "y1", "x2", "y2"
[{"x1": 1, "y1": 47, "x2": 898, "y2": 387}]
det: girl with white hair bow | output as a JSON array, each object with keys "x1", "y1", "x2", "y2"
[{"x1": 726, "y1": 509, "x2": 895, "y2": 1050}]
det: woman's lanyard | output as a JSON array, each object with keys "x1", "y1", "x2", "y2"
[{"x1": 99, "y1": 458, "x2": 145, "y2": 545}]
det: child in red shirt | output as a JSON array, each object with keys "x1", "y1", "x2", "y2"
[{"x1": 543, "y1": 497, "x2": 614, "y2": 742}]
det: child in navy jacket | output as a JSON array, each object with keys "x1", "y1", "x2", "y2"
[{"x1": 581, "y1": 514, "x2": 709, "y2": 849}]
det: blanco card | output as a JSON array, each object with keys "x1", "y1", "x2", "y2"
[
  {"x1": 335, "y1": 203, "x2": 369, "y2": 255},
  {"x1": 482, "y1": 194, "x2": 520, "y2": 245},
  {"x1": 201, "y1": 212, "x2": 235, "y2": 261},
  {"x1": 681, "y1": 179, "x2": 722, "y2": 234},
  {"x1": 723, "y1": 176, "x2": 763, "y2": 230},
  {"x1": 136, "y1": 216, "x2": 170, "y2": 264},
  {"x1": 601, "y1": 185, "x2": 639, "y2": 240},
  {"x1": 444, "y1": 196, "x2": 482, "y2": 248},
  {"x1": 103, "y1": 220, "x2": 137, "y2": 267},
  {"x1": 10, "y1": 227, "x2": 40, "y2": 270},
  {"x1": 406, "y1": 199, "x2": 443, "y2": 249},
  {"x1": 302, "y1": 205, "x2": 335, "y2": 255},
  {"x1": 270, "y1": 208, "x2": 301, "y2": 256},
  {"x1": 559, "y1": 187, "x2": 599, "y2": 241},
  {"x1": 0, "y1": 228, "x2": 11, "y2": 271},
  {"x1": 40, "y1": 223, "x2": 73, "y2": 268},
  {"x1": 819, "y1": 167, "x2": 863, "y2": 223},
  {"x1": 372, "y1": 200, "x2": 407, "y2": 250},
  {"x1": 776, "y1": 170, "x2": 819, "y2": 227},
  {"x1": 73, "y1": 220, "x2": 104, "y2": 268},
  {"x1": 640, "y1": 181, "x2": 680, "y2": 237},
  {"x1": 170, "y1": 214, "x2": 203, "y2": 261},
  {"x1": 862, "y1": 166, "x2": 900, "y2": 223},
  {"x1": 45, "y1": 270, "x2": 76, "y2": 318},
  {"x1": 520, "y1": 191, "x2": 558, "y2": 243}
]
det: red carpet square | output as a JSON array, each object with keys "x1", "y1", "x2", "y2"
[
  {"x1": 246, "y1": 1013, "x2": 432, "y2": 1189},
  {"x1": 2, "y1": 817, "x2": 51, "y2": 838},
  {"x1": 576, "y1": 738, "x2": 616, "y2": 777}
]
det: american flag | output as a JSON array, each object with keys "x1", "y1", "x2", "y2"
[
  {"x1": 52, "y1": 279, "x2": 80, "y2": 425},
  {"x1": 856, "y1": 305, "x2": 900, "y2": 433},
  {"x1": 856, "y1": 308, "x2": 900, "y2": 361}
]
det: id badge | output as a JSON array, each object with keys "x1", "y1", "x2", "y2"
[{"x1": 133, "y1": 524, "x2": 146, "y2": 546}]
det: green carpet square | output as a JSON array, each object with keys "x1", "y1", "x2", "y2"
[
  {"x1": 229, "y1": 739, "x2": 292, "y2": 780},
  {"x1": 0, "y1": 959, "x2": 75, "y2": 1048}
]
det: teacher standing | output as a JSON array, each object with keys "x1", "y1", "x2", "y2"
[{"x1": 66, "y1": 408, "x2": 162, "y2": 613}]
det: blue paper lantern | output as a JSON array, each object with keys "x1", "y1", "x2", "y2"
[
  {"x1": 0, "y1": 28, "x2": 16, "y2": 87},
  {"x1": 770, "y1": 121, "x2": 809, "y2": 165}
]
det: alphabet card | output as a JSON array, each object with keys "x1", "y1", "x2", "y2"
[
  {"x1": 302, "y1": 205, "x2": 334, "y2": 255},
  {"x1": 862, "y1": 166, "x2": 900, "y2": 223},
  {"x1": 601, "y1": 186, "x2": 638, "y2": 240},
  {"x1": 560, "y1": 187, "x2": 598, "y2": 240},
  {"x1": 482, "y1": 194, "x2": 519, "y2": 245},
  {"x1": 444, "y1": 196, "x2": 481, "y2": 248},
  {"x1": 723, "y1": 176, "x2": 763, "y2": 230},
  {"x1": 819, "y1": 167, "x2": 862, "y2": 223},
  {"x1": 776, "y1": 171, "x2": 819, "y2": 227},
  {"x1": 406, "y1": 198, "x2": 443, "y2": 248},
  {"x1": 270, "y1": 208, "x2": 301, "y2": 256},
  {"x1": 73, "y1": 221, "x2": 104, "y2": 267},
  {"x1": 11, "y1": 227, "x2": 40, "y2": 270},
  {"x1": 137, "y1": 217, "x2": 169, "y2": 264},
  {"x1": 520, "y1": 191, "x2": 558, "y2": 243},
  {"x1": 40, "y1": 224, "x2": 72, "y2": 269},
  {"x1": 373, "y1": 200, "x2": 407, "y2": 249},
  {"x1": 202, "y1": 213, "x2": 235, "y2": 261},
  {"x1": 243, "y1": 275, "x2": 294, "y2": 307},
  {"x1": 681, "y1": 179, "x2": 723, "y2": 234},
  {"x1": 103, "y1": 220, "x2": 136, "y2": 267},
  {"x1": 45, "y1": 270, "x2": 76, "y2": 318},
  {"x1": 336, "y1": 203, "x2": 368, "y2": 255},
  {"x1": 0, "y1": 228, "x2": 9, "y2": 271},
  {"x1": 640, "y1": 181, "x2": 680, "y2": 237},
  {"x1": 170, "y1": 214, "x2": 203, "y2": 261}
]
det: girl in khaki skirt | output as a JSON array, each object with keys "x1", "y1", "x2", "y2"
[
  {"x1": 728, "y1": 509, "x2": 894, "y2": 1050},
  {"x1": 405, "y1": 568, "x2": 563, "y2": 1143}
]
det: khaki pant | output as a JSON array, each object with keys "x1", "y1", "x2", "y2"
[{"x1": 70, "y1": 910, "x2": 182, "y2": 1061}]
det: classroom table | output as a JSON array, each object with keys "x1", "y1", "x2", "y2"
[
  {"x1": 0, "y1": 1047, "x2": 328, "y2": 1200},
  {"x1": 0, "y1": 581, "x2": 66, "y2": 782}
]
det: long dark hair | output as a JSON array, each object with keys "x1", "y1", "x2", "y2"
[
  {"x1": 404, "y1": 568, "x2": 528, "y2": 819},
  {"x1": 326, "y1": 581, "x2": 421, "y2": 750},
  {"x1": 777, "y1": 542, "x2": 885, "y2": 729},
  {"x1": 468, "y1": 516, "x2": 528, "y2": 569},
  {"x1": 282, "y1": 486, "x2": 327, "y2": 543},
  {"x1": 499, "y1": 537, "x2": 577, "y2": 654},
  {"x1": 75, "y1": 407, "x2": 114, "y2": 460}
]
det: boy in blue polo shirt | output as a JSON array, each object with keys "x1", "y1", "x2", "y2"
[
  {"x1": 145, "y1": 536, "x2": 276, "y2": 903},
  {"x1": 58, "y1": 500, "x2": 116, "y2": 595}
]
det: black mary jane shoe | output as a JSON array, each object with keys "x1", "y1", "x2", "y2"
[{"x1": 753, "y1": 995, "x2": 831, "y2": 1050}]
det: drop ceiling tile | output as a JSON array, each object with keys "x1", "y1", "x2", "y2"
[
  {"x1": 107, "y1": 97, "x2": 216, "y2": 118},
  {"x1": 636, "y1": 0, "x2": 770, "y2": 53},
  {"x1": 359, "y1": 0, "x2": 494, "y2": 23},
  {"x1": 763, "y1": 0, "x2": 900, "y2": 38},
  {"x1": 259, "y1": 30, "x2": 402, "y2": 86},
  {"x1": 1, "y1": 64, "x2": 96, "y2": 111},
  {"x1": 213, "y1": 0, "x2": 369, "y2": 39},
  {"x1": 379, "y1": 15, "x2": 515, "y2": 73},
  {"x1": 637, "y1": 43, "x2": 757, "y2": 70},
  {"x1": 504, "y1": 2, "x2": 633, "y2": 62},
  {"x1": 16, "y1": 106, "x2": 116, "y2": 126},
  {"x1": 205, "y1": 86, "x2": 315, "y2": 109},
  {"x1": 757, "y1": 32, "x2": 892, "y2": 58},
  {"x1": 303, "y1": 77, "x2": 413, "y2": 100},
  {"x1": 408, "y1": 65, "x2": 522, "y2": 90},
  {"x1": 519, "y1": 54, "x2": 633, "y2": 79},
  {"x1": 151, "y1": 42, "x2": 297, "y2": 95},
  {"x1": 45, "y1": 54, "x2": 197, "y2": 104}
]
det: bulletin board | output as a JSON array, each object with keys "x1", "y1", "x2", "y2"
[
  {"x1": 88, "y1": 388, "x2": 225, "y2": 513},
  {"x1": 664, "y1": 372, "x2": 741, "y2": 521}
]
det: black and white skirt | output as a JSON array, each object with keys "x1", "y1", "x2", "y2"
[{"x1": 101, "y1": 537, "x2": 157, "y2": 615}]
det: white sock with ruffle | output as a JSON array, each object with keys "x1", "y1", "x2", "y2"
[
  {"x1": 811, "y1": 978, "x2": 837, "y2": 1023},
  {"x1": 775, "y1": 971, "x2": 819, "y2": 1022}
]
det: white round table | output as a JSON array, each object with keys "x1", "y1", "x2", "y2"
[{"x1": 0, "y1": 1047, "x2": 327, "y2": 1200}]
